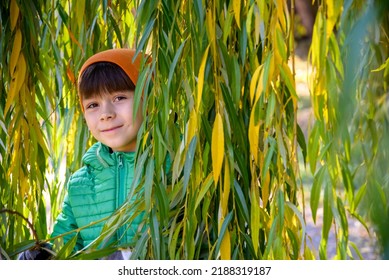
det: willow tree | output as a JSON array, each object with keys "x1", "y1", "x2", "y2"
[
  {"x1": 1, "y1": 0, "x2": 388, "y2": 260},
  {"x1": 308, "y1": 0, "x2": 389, "y2": 259},
  {"x1": 0, "y1": 0, "x2": 137, "y2": 259},
  {"x1": 129, "y1": 0, "x2": 308, "y2": 259}
]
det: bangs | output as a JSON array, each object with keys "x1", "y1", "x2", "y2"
[{"x1": 78, "y1": 62, "x2": 135, "y2": 99}]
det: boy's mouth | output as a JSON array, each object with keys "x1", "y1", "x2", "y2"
[{"x1": 101, "y1": 125, "x2": 123, "y2": 132}]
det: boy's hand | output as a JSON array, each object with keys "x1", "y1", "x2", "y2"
[{"x1": 18, "y1": 243, "x2": 53, "y2": 260}]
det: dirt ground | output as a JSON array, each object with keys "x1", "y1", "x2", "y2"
[{"x1": 293, "y1": 38, "x2": 381, "y2": 260}]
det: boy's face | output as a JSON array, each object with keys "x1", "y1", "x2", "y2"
[{"x1": 82, "y1": 90, "x2": 143, "y2": 152}]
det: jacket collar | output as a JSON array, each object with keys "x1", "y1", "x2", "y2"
[{"x1": 82, "y1": 142, "x2": 135, "y2": 169}]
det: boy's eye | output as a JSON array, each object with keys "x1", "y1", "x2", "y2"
[
  {"x1": 114, "y1": 96, "x2": 127, "y2": 102},
  {"x1": 86, "y1": 103, "x2": 98, "y2": 109}
]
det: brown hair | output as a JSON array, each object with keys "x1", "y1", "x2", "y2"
[{"x1": 78, "y1": 62, "x2": 135, "y2": 100}]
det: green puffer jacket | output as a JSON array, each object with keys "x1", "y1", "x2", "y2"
[{"x1": 51, "y1": 142, "x2": 144, "y2": 251}]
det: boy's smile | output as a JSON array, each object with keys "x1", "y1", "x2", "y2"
[
  {"x1": 82, "y1": 90, "x2": 143, "y2": 152},
  {"x1": 101, "y1": 125, "x2": 123, "y2": 132}
]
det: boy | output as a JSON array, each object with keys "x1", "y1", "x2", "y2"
[{"x1": 20, "y1": 48, "x2": 149, "y2": 260}]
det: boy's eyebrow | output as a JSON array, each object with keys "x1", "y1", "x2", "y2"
[{"x1": 83, "y1": 90, "x2": 134, "y2": 100}]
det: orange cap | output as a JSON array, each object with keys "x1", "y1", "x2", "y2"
[{"x1": 78, "y1": 48, "x2": 148, "y2": 111}]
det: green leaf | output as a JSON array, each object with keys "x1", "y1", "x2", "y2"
[
  {"x1": 130, "y1": 229, "x2": 149, "y2": 260},
  {"x1": 194, "y1": 173, "x2": 214, "y2": 210},
  {"x1": 310, "y1": 166, "x2": 326, "y2": 223},
  {"x1": 150, "y1": 208, "x2": 160, "y2": 259},
  {"x1": 154, "y1": 181, "x2": 169, "y2": 226},
  {"x1": 336, "y1": 197, "x2": 348, "y2": 238},
  {"x1": 286, "y1": 201, "x2": 306, "y2": 249},
  {"x1": 286, "y1": 228, "x2": 299, "y2": 259},
  {"x1": 322, "y1": 183, "x2": 333, "y2": 241},
  {"x1": 263, "y1": 216, "x2": 279, "y2": 259},
  {"x1": 168, "y1": 216, "x2": 181, "y2": 259},
  {"x1": 297, "y1": 123, "x2": 307, "y2": 165},
  {"x1": 144, "y1": 159, "x2": 154, "y2": 212},
  {"x1": 232, "y1": 180, "x2": 249, "y2": 223},
  {"x1": 348, "y1": 241, "x2": 364, "y2": 260},
  {"x1": 73, "y1": 247, "x2": 117, "y2": 260},
  {"x1": 265, "y1": 92, "x2": 276, "y2": 126},
  {"x1": 167, "y1": 40, "x2": 186, "y2": 91},
  {"x1": 137, "y1": 18, "x2": 155, "y2": 52},
  {"x1": 261, "y1": 137, "x2": 276, "y2": 180},
  {"x1": 214, "y1": 211, "x2": 233, "y2": 258},
  {"x1": 56, "y1": 233, "x2": 78, "y2": 259},
  {"x1": 352, "y1": 183, "x2": 367, "y2": 213},
  {"x1": 183, "y1": 136, "x2": 197, "y2": 193},
  {"x1": 308, "y1": 122, "x2": 320, "y2": 174},
  {"x1": 8, "y1": 240, "x2": 36, "y2": 258}
]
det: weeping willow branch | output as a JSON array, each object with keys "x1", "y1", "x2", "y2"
[{"x1": 0, "y1": 209, "x2": 39, "y2": 246}]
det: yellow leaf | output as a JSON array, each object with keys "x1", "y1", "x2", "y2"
[
  {"x1": 248, "y1": 101, "x2": 260, "y2": 165},
  {"x1": 268, "y1": 51, "x2": 276, "y2": 84},
  {"x1": 233, "y1": 0, "x2": 241, "y2": 29},
  {"x1": 250, "y1": 183, "x2": 260, "y2": 255},
  {"x1": 372, "y1": 57, "x2": 389, "y2": 72},
  {"x1": 212, "y1": 112, "x2": 224, "y2": 185},
  {"x1": 196, "y1": 46, "x2": 210, "y2": 111},
  {"x1": 16, "y1": 52, "x2": 26, "y2": 82},
  {"x1": 8, "y1": 126, "x2": 21, "y2": 176},
  {"x1": 262, "y1": 172, "x2": 270, "y2": 209},
  {"x1": 220, "y1": 229, "x2": 231, "y2": 260},
  {"x1": 206, "y1": 10, "x2": 215, "y2": 45},
  {"x1": 10, "y1": 29, "x2": 22, "y2": 75},
  {"x1": 32, "y1": 118, "x2": 49, "y2": 155},
  {"x1": 250, "y1": 65, "x2": 263, "y2": 104},
  {"x1": 186, "y1": 109, "x2": 198, "y2": 144},
  {"x1": 254, "y1": 6, "x2": 261, "y2": 47},
  {"x1": 142, "y1": 131, "x2": 149, "y2": 148},
  {"x1": 21, "y1": 116, "x2": 31, "y2": 157},
  {"x1": 5, "y1": 53, "x2": 26, "y2": 116},
  {"x1": 326, "y1": 0, "x2": 343, "y2": 38},
  {"x1": 10, "y1": 0, "x2": 19, "y2": 31},
  {"x1": 21, "y1": 170, "x2": 28, "y2": 197},
  {"x1": 257, "y1": 0, "x2": 268, "y2": 23},
  {"x1": 274, "y1": 26, "x2": 286, "y2": 62},
  {"x1": 275, "y1": 0, "x2": 286, "y2": 32}
]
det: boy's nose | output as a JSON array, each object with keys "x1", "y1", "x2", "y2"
[{"x1": 100, "y1": 103, "x2": 116, "y2": 120}]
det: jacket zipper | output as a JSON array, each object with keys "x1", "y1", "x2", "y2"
[{"x1": 117, "y1": 153, "x2": 127, "y2": 245}]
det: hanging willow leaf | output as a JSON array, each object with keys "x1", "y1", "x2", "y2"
[
  {"x1": 310, "y1": 166, "x2": 326, "y2": 223},
  {"x1": 10, "y1": 0, "x2": 19, "y2": 31},
  {"x1": 248, "y1": 100, "x2": 260, "y2": 165},
  {"x1": 250, "y1": 182, "x2": 261, "y2": 256},
  {"x1": 250, "y1": 65, "x2": 263, "y2": 104},
  {"x1": 215, "y1": 211, "x2": 233, "y2": 259},
  {"x1": 326, "y1": 0, "x2": 343, "y2": 38},
  {"x1": 212, "y1": 112, "x2": 224, "y2": 186},
  {"x1": 5, "y1": 54, "x2": 26, "y2": 116},
  {"x1": 10, "y1": 29, "x2": 22, "y2": 76},
  {"x1": 232, "y1": 0, "x2": 241, "y2": 29},
  {"x1": 195, "y1": 173, "x2": 213, "y2": 210},
  {"x1": 196, "y1": 45, "x2": 210, "y2": 112},
  {"x1": 55, "y1": 234, "x2": 78, "y2": 260},
  {"x1": 186, "y1": 109, "x2": 197, "y2": 145}
]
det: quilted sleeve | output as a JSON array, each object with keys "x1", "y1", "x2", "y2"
[{"x1": 51, "y1": 193, "x2": 84, "y2": 252}]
